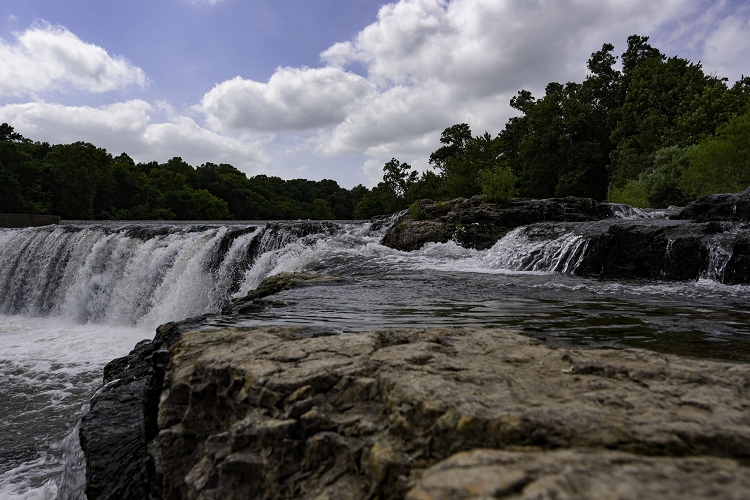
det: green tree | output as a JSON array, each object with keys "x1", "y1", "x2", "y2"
[
  {"x1": 480, "y1": 164, "x2": 516, "y2": 202},
  {"x1": 681, "y1": 110, "x2": 750, "y2": 197},
  {"x1": 383, "y1": 158, "x2": 418, "y2": 201},
  {"x1": 310, "y1": 198, "x2": 336, "y2": 219},
  {"x1": 42, "y1": 142, "x2": 111, "y2": 219},
  {"x1": 642, "y1": 146, "x2": 692, "y2": 207},
  {"x1": 609, "y1": 36, "x2": 735, "y2": 186}
]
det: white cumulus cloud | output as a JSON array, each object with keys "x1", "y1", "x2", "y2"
[
  {"x1": 314, "y1": 0, "x2": 700, "y2": 160},
  {"x1": 702, "y1": 14, "x2": 750, "y2": 82},
  {"x1": 0, "y1": 23, "x2": 148, "y2": 97},
  {"x1": 197, "y1": 66, "x2": 373, "y2": 132}
]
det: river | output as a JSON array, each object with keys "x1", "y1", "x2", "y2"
[{"x1": 1, "y1": 217, "x2": 749, "y2": 498}]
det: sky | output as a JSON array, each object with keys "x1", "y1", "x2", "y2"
[{"x1": 1, "y1": 0, "x2": 748, "y2": 188}]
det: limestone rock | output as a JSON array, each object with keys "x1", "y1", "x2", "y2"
[
  {"x1": 408, "y1": 448, "x2": 750, "y2": 499},
  {"x1": 147, "y1": 327, "x2": 750, "y2": 499}
]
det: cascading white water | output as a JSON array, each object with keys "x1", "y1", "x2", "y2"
[
  {"x1": 703, "y1": 231, "x2": 736, "y2": 282},
  {"x1": 0, "y1": 224, "x2": 314, "y2": 329},
  {"x1": 481, "y1": 226, "x2": 591, "y2": 273},
  {"x1": 608, "y1": 203, "x2": 666, "y2": 219}
]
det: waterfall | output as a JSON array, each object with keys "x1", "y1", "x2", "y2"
[
  {"x1": 482, "y1": 226, "x2": 590, "y2": 274},
  {"x1": 0, "y1": 216, "x2": 747, "y2": 334},
  {"x1": 0, "y1": 222, "x2": 373, "y2": 329},
  {"x1": 607, "y1": 203, "x2": 666, "y2": 219}
]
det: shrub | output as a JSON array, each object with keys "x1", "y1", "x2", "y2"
[
  {"x1": 409, "y1": 201, "x2": 425, "y2": 220},
  {"x1": 608, "y1": 180, "x2": 649, "y2": 207},
  {"x1": 480, "y1": 165, "x2": 516, "y2": 202}
]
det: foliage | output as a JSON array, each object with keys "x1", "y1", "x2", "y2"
[
  {"x1": 480, "y1": 164, "x2": 516, "y2": 202},
  {"x1": 642, "y1": 146, "x2": 692, "y2": 208},
  {"x1": 681, "y1": 110, "x2": 750, "y2": 197},
  {"x1": 3, "y1": 34, "x2": 749, "y2": 219},
  {"x1": 383, "y1": 158, "x2": 418, "y2": 200},
  {"x1": 0, "y1": 125, "x2": 364, "y2": 220},
  {"x1": 409, "y1": 201, "x2": 425, "y2": 221},
  {"x1": 607, "y1": 180, "x2": 649, "y2": 208}
]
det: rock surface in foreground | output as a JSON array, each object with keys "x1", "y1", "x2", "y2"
[
  {"x1": 147, "y1": 326, "x2": 750, "y2": 499},
  {"x1": 409, "y1": 448, "x2": 750, "y2": 499}
]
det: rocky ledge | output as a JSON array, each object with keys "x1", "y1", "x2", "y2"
[
  {"x1": 674, "y1": 186, "x2": 750, "y2": 222},
  {"x1": 381, "y1": 196, "x2": 633, "y2": 251},
  {"x1": 82, "y1": 293, "x2": 750, "y2": 499},
  {"x1": 381, "y1": 192, "x2": 750, "y2": 284}
]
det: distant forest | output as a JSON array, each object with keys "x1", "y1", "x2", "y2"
[{"x1": 2, "y1": 35, "x2": 749, "y2": 220}]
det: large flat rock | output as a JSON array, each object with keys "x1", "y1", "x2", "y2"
[
  {"x1": 408, "y1": 448, "x2": 750, "y2": 499},
  {"x1": 148, "y1": 326, "x2": 750, "y2": 499}
]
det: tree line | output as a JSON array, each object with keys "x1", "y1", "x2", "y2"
[
  {"x1": 2, "y1": 35, "x2": 749, "y2": 220},
  {"x1": 0, "y1": 126, "x2": 368, "y2": 220}
]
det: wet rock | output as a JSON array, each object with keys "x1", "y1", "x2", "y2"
[
  {"x1": 382, "y1": 196, "x2": 624, "y2": 251},
  {"x1": 408, "y1": 448, "x2": 750, "y2": 499},
  {"x1": 232, "y1": 272, "x2": 343, "y2": 303},
  {"x1": 146, "y1": 326, "x2": 750, "y2": 499},
  {"x1": 224, "y1": 272, "x2": 344, "y2": 314},
  {"x1": 516, "y1": 219, "x2": 750, "y2": 284},
  {"x1": 79, "y1": 319, "x2": 208, "y2": 500},
  {"x1": 674, "y1": 187, "x2": 750, "y2": 222},
  {"x1": 79, "y1": 273, "x2": 342, "y2": 499}
]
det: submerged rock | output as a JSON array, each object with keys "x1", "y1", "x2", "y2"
[
  {"x1": 83, "y1": 322, "x2": 750, "y2": 499},
  {"x1": 225, "y1": 272, "x2": 344, "y2": 314}
]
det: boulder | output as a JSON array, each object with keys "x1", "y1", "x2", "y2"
[
  {"x1": 145, "y1": 326, "x2": 750, "y2": 499},
  {"x1": 674, "y1": 187, "x2": 750, "y2": 222}
]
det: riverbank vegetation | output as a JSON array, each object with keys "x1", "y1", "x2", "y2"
[{"x1": 1, "y1": 35, "x2": 748, "y2": 220}]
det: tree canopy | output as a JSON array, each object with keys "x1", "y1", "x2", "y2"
[{"x1": 0, "y1": 130, "x2": 366, "y2": 220}]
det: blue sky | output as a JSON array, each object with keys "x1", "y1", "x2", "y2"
[{"x1": 1, "y1": 0, "x2": 749, "y2": 187}]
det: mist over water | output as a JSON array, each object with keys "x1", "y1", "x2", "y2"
[{"x1": 1, "y1": 218, "x2": 749, "y2": 498}]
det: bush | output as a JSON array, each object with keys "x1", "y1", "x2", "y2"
[
  {"x1": 641, "y1": 146, "x2": 692, "y2": 207},
  {"x1": 480, "y1": 164, "x2": 516, "y2": 202},
  {"x1": 681, "y1": 110, "x2": 750, "y2": 198},
  {"x1": 409, "y1": 201, "x2": 425, "y2": 220},
  {"x1": 608, "y1": 180, "x2": 649, "y2": 207}
]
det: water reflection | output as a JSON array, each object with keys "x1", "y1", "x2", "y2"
[{"x1": 213, "y1": 270, "x2": 750, "y2": 363}]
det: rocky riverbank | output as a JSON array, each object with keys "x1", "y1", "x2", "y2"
[
  {"x1": 382, "y1": 190, "x2": 750, "y2": 284},
  {"x1": 80, "y1": 272, "x2": 750, "y2": 500}
]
